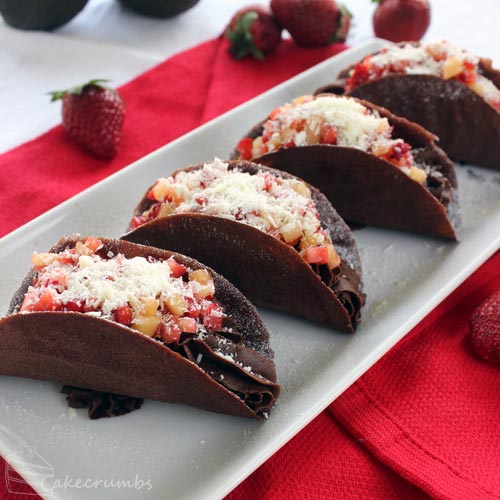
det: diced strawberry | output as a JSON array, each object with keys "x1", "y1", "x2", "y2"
[
  {"x1": 390, "y1": 141, "x2": 411, "y2": 160},
  {"x1": 204, "y1": 314, "x2": 223, "y2": 331},
  {"x1": 178, "y1": 317, "x2": 198, "y2": 334},
  {"x1": 43, "y1": 269, "x2": 67, "y2": 288},
  {"x1": 195, "y1": 196, "x2": 208, "y2": 206},
  {"x1": 201, "y1": 302, "x2": 224, "y2": 331},
  {"x1": 291, "y1": 118, "x2": 306, "y2": 132},
  {"x1": 19, "y1": 295, "x2": 34, "y2": 312},
  {"x1": 346, "y1": 62, "x2": 370, "y2": 91},
  {"x1": 302, "y1": 245, "x2": 329, "y2": 265},
  {"x1": 130, "y1": 215, "x2": 148, "y2": 229},
  {"x1": 458, "y1": 68, "x2": 476, "y2": 84},
  {"x1": 262, "y1": 173, "x2": 274, "y2": 191},
  {"x1": 269, "y1": 106, "x2": 283, "y2": 119},
  {"x1": 283, "y1": 140, "x2": 296, "y2": 149},
  {"x1": 114, "y1": 304, "x2": 133, "y2": 326},
  {"x1": 26, "y1": 291, "x2": 58, "y2": 312},
  {"x1": 237, "y1": 137, "x2": 253, "y2": 160},
  {"x1": 166, "y1": 259, "x2": 187, "y2": 278},
  {"x1": 319, "y1": 124, "x2": 338, "y2": 145},
  {"x1": 84, "y1": 237, "x2": 102, "y2": 253},
  {"x1": 185, "y1": 297, "x2": 201, "y2": 318},
  {"x1": 376, "y1": 141, "x2": 414, "y2": 168},
  {"x1": 57, "y1": 252, "x2": 76, "y2": 265},
  {"x1": 430, "y1": 48, "x2": 447, "y2": 62},
  {"x1": 389, "y1": 60, "x2": 410, "y2": 74},
  {"x1": 65, "y1": 301, "x2": 85, "y2": 312},
  {"x1": 146, "y1": 187, "x2": 157, "y2": 200},
  {"x1": 149, "y1": 203, "x2": 161, "y2": 219},
  {"x1": 464, "y1": 60, "x2": 475, "y2": 71},
  {"x1": 160, "y1": 321, "x2": 181, "y2": 343}
]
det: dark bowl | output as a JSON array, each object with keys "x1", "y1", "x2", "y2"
[
  {"x1": 0, "y1": 0, "x2": 89, "y2": 30},
  {"x1": 117, "y1": 0, "x2": 200, "y2": 18}
]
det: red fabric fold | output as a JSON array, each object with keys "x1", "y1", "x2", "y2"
[{"x1": 1, "y1": 35, "x2": 499, "y2": 500}]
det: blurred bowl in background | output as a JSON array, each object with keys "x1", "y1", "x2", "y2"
[
  {"x1": 117, "y1": 0, "x2": 200, "y2": 18},
  {"x1": 0, "y1": 0, "x2": 89, "y2": 30}
]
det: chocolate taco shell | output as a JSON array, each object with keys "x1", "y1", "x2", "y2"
[
  {"x1": 231, "y1": 98, "x2": 460, "y2": 240},
  {"x1": 123, "y1": 160, "x2": 365, "y2": 333},
  {"x1": 318, "y1": 57, "x2": 500, "y2": 170},
  {"x1": 0, "y1": 238, "x2": 280, "y2": 418}
]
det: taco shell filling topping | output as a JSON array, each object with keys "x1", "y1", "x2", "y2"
[
  {"x1": 131, "y1": 159, "x2": 341, "y2": 271},
  {"x1": 19, "y1": 237, "x2": 227, "y2": 343},
  {"x1": 236, "y1": 95, "x2": 428, "y2": 184},
  {"x1": 345, "y1": 41, "x2": 500, "y2": 112}
]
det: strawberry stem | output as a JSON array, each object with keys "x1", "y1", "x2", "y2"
[
  {"x1": 48, "y1": 90, "x2": 68, "y2": 102},
  {"x1": 48, "y1": 79, "x2": 112, "y2": 101},
  {"x1": 226, "y1": 11, "x2": 265, "y2": 60}
]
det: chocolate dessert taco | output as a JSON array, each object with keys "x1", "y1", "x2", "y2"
[
  {"x1": 231, "y1": 94, "x2": 459, "y2": 240},
  {"x1": 0, "y1": 237, "x2": 279, "y2": 419},
  {"x1": 123, "y1": 159, "x2": 364, "y2": 333},
  {"x1": 318, "y1": 41, "x2": 500, "y2": 170}
]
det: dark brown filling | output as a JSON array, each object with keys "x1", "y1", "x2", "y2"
[
  {"x1": 62, "y1": 387, "x2": 144, "y2": 420},
  {"x1": 412, "y1": 147, "x2": 453, "y2": 209},
  {"x1": 311, "y1": 258, "x2": 364, "y2": 327},
  {"x1": 331, "y1": 264, "x2": 364, "y2": 327},
  {"x1": 426, "y1": 172, "x2": 453, "y2": 209}
]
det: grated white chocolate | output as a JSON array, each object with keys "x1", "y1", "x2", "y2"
[
  {"x1": 263, "y1": 96, "x2": 396, "y2": 153},
  {"x1": 145, "y1": 158, "x2": 333, "y2": 249}
]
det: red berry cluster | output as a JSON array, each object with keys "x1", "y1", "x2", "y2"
[{"x1": 225, "y1": 0, "x2": 352, "y2": 61}]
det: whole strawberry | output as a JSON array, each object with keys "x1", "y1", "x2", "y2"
[
  {"x1": 470, "y1": 291, "x2": 500, "y2": 365},
  {"x1": 225, "y1": 5, "x2": 282, "y2": 60},
  {"x1": 373, "y1": 0, "x2": 430, "y2": 43},
  {"x1": 49, "y1": 80, "x2": 125, "y2": 160},
  {"x1": 271, "y1": 0, "x2": 343, "y2": 48}
]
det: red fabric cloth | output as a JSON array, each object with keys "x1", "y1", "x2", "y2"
[
  {"x1": 1, "y1": 36, "x2": 499, "y2": 500},
  {"x1": 330, "y1": 253, "x2": 500, "y2": 500}
]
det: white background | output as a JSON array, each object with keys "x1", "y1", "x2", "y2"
[{"x1": 0, "y1": 0, "x2": 498, "y2": 154}]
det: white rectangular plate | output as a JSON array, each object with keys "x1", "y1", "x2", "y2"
[{"x1": 1, "y1": 39, "x2": 500, "y2": 500}]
